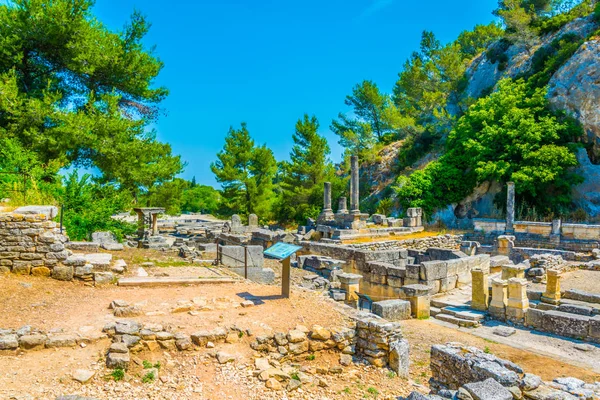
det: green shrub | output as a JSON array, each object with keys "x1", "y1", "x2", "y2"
[{"x1": 110, "y1": 368, "x2": 124, "y2": 382}]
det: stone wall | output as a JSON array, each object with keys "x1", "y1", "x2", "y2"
[
  {"x1": 525, "y1": 308, "x2": 600, "y2": 342},
  {"x1": 404, "y1": 342, "x2": 600, "y2": 400},
  {"x1": 470, "y1": 218, "x2": 600, "y2": 252},
  {"x1": 249, "y1": 317, "x2": 409, "y2": 376},
  {"x1": 0, "y1": 212, "x2": 68, "y2": 277},
  {"x1": 347, "y1": 234, "x2": 463, "y2": 252}
]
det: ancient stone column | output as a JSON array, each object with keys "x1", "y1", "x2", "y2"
[
  {"x1": 551, "y1": 219, "x2": 562, "y2": 236},
  {"x1": 489, "y1": 278, "x2": 508, "y2": 319},
  {"x1": 323, "y1": 182, "x2": 332, "y2": 213},
  {"x1": 471, "y1": 268, "x2": 489, "y2": 311},
  {"x1": 541, "y1": 269, "x2": 561, "y2": 305},
  {"x1": 337, "y1": 197, "x2": 348, "y2": 214},
  {"x1": 136, "y1": 210, "x2": 145, "y2": 240},
  {"x1": 506, "y1": 182, "x2": 515, "y2": 234},
  {"x1": 151, "y1": 213, "x2": 159, "y2": 236},
  {"x1": 350, "y1": 155, "x2": 360, "y2": 214},
  {"x1": 506, "y1": 278, "x2": 529, "y2": 322},
  {"x1": 338, "y1": 273, "x2": 362, "y2": 307}
]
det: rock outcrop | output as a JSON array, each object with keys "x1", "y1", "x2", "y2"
[{"x1": 549, "y1": 39, "x2": 600, "y2": 157}]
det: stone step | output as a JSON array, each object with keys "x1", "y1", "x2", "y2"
[
  {"x1": 430, "y1": 306, "x2": 442, "y2": 317},
  {"x1": 118, "y1": 276, "x2": 239, "y2": 287},
  {"x1": 435, "y1": 313, "x2": 480, "y2": 328},
  {"x1": 441, "y1": 306, "x2": 487, "y2": 322},
  {"x1": 431, "y1": 298, "x2": 465, "y2": 309}
]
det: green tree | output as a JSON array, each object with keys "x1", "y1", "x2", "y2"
[
  {"x1": 331, "y1": 81, "x2": 406, "y2": 159},
  {"x1": 0, "y1": 0, "x2": 182, "y2": 197},
  {"x1": 211, "y1": 123, "x2": 277, "y2": 220},
  {"x1": 396, "y1": 79, "x2": 582, "y2": 216},
  {"x1": 278, "y1": 115, "x2": 339, "y2": 222},
  {"x1": 494, "y1": 0, "x2": 540, "y2": 50},
  {"x1": 182, "y1": 185, "x2": 221, "y2": 214}
]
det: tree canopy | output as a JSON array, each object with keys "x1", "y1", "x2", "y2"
[{"x1": 0, "y1": 0, "x2": 182, "y2": 196}]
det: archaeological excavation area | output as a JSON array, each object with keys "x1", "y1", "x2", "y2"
[{"x1": 1, "y1": 176, "x2": 600, "y2": 400}]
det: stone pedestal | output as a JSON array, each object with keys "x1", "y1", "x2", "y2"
[
  {"x1": 471, "y1": 268, "x2": 489, "y2": 311},
  {"x1": 506, "y1": 278, "x2": 529, "y2": 322},
  {"x1": 338, "y1": 273, "x2": 362, "y2": 307},
  {"x1": 506, "y1": 182, "x2": 515, "y2": 234},
  {"x1": 496, "y1": 235, "x2": 515, "y2": 257},
  {"x1": 501, "y1": 264, "x2": 526, "y2": 280},
  {"x1": 401, "y1": 284, "x2": 430, "y2": 319},
  {"x1": 489, "y1": 278, "x2": 508, "y2": 319},
  {"x1": 541, "y1": 269, "x2": 561, "y2": 305}
]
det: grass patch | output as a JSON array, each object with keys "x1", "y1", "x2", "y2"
[
  {"x1": 367, "y1": 386, "x2": 379, "y2": 397},
  {"x1": 143, "y1": 360, "x2": 161, "y2": 369},
  {"x1": 142, "y1": 370, "x2": 156, "y2": 383},
  {"x1": 386, "y1": 370, "x2": 397, "y2": 379},
  {"x1": 305, "y1": 354, "x2": 315, "y2": 361},
  {"x1": 110, "y1": 368, "x2": 124, "y2": 382},
  {"x1": 484, "y1": 346, "x2": 492, "y2": 354}
]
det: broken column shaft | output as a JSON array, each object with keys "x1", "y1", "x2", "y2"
[{"x1": 350, "y1": 155, "x2": 360, "y2": 214}]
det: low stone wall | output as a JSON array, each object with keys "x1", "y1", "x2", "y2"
[
  {"x1": 0, "y1": 212, "x2": 68, "y2": 277},
  {"x1": 346, "y1": 234, "x2": 463, "y2": 252},
  {"x1": 526, "y1": 308, "x2": 600, "y2": 342},
  {"x1": 470, "y1": 218, "x2": 600, "y2": 252},
  {"x1": 405, "y1": 343, "x2": 600, "y2": 400},
  {"x1": 249, "y1": 317, "x2": 408, "y2": 376},
  {"x1": 0, "y1": 326, "x2": 106, "y2": 351}
]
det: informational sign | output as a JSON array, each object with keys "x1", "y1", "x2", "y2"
[{"x1": 264, "y1": 242, "x2": 303, "y2": 260}]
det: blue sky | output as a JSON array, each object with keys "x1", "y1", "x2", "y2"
[{"x1": 93, "y1": 0, "x2": 499, "y2": 187}]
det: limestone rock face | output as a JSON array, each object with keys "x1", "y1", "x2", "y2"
[
  {"x1": 465, "y1": 15, "x2": 598, "y2": 102},
  {"x1": 549, "y1": 39, "x2": 600, "y2": 157},
  {"x1": 571, "y1": 148, "x2": 600, "y2": 216}
]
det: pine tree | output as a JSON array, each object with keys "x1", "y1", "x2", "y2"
[
  {"x1": 278, "y1": 115, "x2": 341, "y2": 222},
  {"x1": 211, "y1": 123, "x2": 277, "y2": 219}
]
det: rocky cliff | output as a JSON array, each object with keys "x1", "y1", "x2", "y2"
[{"x1": 364, "y1": 15, "x2": 600, "y2": 225}]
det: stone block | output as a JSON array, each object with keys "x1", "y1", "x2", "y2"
[
  {"x1": 464, "y1": 378, "x2": 513, "y2": 400},
  {"x1": 220, "y1": 245, "x2": 264, "y2": 268},
  {"x1": 106, "y1": 352, "x2": 130, "y2": 370},
  {"x1": 51, "y1": 265, "x2": 73, "y2": 281},
  {"x1": 94, "y1": 272, "x2": 115, "y2": 286},
  {"x1": 419, "y1": 260, "x2": 447, "y2": 281},
  {"x1": 12, "y1": 262, "x2": 31, "y2": 275},
  {"x1": 589, "y1": 316, "x2": 600, "y2": 341},
  {"x1": 0, "y1": 334, "x2": 18, "y2": 350},
  {"x1": 18, "y1": 334, "x2": 47, "y2": 350},
  {"x1": 525, "y1": 308, "x2": 545, "y2": 330},
  {"x1": 542, "y1": 310, "x2": 590, "y2": 339},
  {"x1": 388, "y1": 339, "x2": 410, "y2": 377},
  {"x1": 31, "y1": 267, "x2": 51, "y2": 277},
  {"x1": 405, "y1": 264, "x2": 420, "y2": 280},
  {"x1": 13, "y1": 206, "x2": 58, "y2": 219},
  {"x1": 372, "y1": 300, "x2": 411, "y2": 321}
]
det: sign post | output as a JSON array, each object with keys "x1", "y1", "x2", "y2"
[{"x1": 264, "y1": 242, "x2": 303, "y2": 298}]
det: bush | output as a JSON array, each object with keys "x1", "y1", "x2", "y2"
[
  {"x1": 60, "y1": 172, "x2": 136, "y2": 241},
  {"x1": 395, "y1": 79, "x2": 582, "y2": 217}
]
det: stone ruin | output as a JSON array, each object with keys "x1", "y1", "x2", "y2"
[
  {"x1": 0, "y1": 207, "x2": 127, "y2": 284},
  {"x1": 401, "y1": 343, "x2": 600, "y2": 399},
  {"x1": 311, "y1": 155, "x2": 424, "y2": 240}
]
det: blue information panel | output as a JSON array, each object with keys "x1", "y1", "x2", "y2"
[{"x1": 264, "y1": 242, "x2": 303, "y2": 260}]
